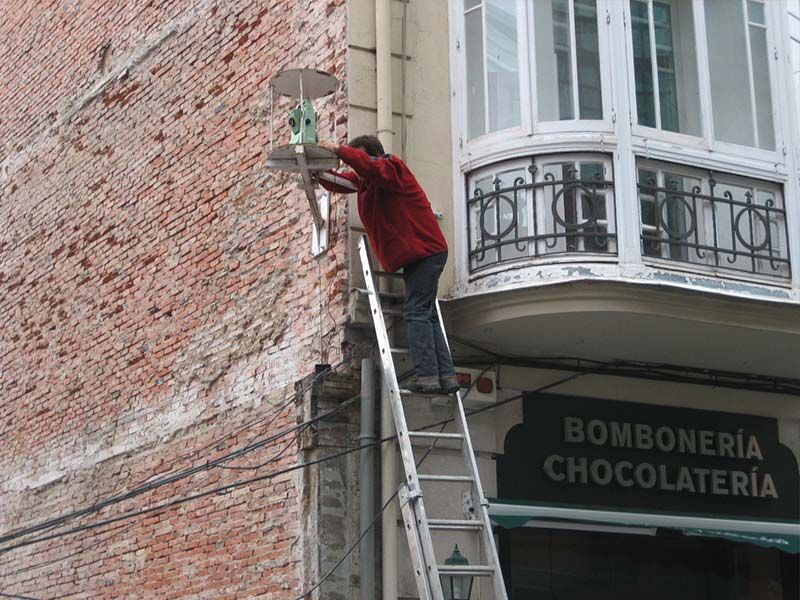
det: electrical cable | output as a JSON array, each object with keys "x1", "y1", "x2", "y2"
[
  {"x1": 0, "y1": 369, "x2": 580, "y2": 554},
  {"x1": 0, "y1": 363, "x2": 587, "y2": 600},
  {"x1": 0, "y1": 386, "x2": 361, "y2": 548},
  {"x1": 0, "y1": 434, "x2": 383, "y2": 555},
  {"x1": 0, "y1": 339, "x2": 377, "y2": 548}
]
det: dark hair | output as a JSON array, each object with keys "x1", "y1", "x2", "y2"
[{"x1": 348, "y1": 134, "x2": 385, "y2": 157}]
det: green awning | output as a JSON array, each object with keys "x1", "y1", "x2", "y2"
[{"x1": 488, "y1": 499, "x2": 800, "y2": 554}]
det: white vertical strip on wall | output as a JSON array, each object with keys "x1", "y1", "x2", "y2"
[{"x1": 609, "y1": 0, "x2": 644, "y2": 267}]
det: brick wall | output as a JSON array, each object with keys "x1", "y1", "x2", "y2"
[{"x1": 0, "y1": 1, "x2": 353, "y2": 597}]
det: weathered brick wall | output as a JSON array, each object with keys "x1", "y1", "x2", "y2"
[{"x1": 0, "y1": 1, "x2": 353, "y2": 597}]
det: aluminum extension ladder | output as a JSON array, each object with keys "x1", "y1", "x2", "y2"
[{"x1": 358, "y1": 236, "x2": 508, "y2": 600}]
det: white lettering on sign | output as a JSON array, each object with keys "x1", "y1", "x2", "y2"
[
  {"x1": 546, "y1": 417, "x2": 779, "y2": 501},
  {"x1": 541, "y1": 454, "x2": 780, "y2": 499},
  {"x1": 561, "y1": 417, "x2": 765, "y2": 460}
]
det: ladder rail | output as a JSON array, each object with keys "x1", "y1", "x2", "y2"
[
  {"x1": 359, "y1": 235, "x2": 507, "y2": 600},
  {"x1": 435, "y1": 299, "x2": 509, "y2": 600},
  {"x1": 358, "y1": 237, "x2": 444, "y2": 599}
]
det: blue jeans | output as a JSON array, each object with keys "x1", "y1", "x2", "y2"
[{"x1": 402, "y1": 252, "x2": 455, "y2": 379}]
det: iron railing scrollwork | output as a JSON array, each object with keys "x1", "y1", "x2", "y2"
[
  {"x1": 467, "y1": 160, "x2": 617, "y2": 272},
  {"x1": 638, "y1": 171, "x2": 791, "y2": 279}
]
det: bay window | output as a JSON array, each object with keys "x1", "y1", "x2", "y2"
[
  {"x1": 637, "y1": 160, "x2": 790, "y2": 279},
  {"x1": 457, "y1": 0, "x2": 792, "y2": 284},
  {"x1": 463, "y1": 0, "x2": 606, "y2": 141},
  {"x1": 788, "y1": 1, "x2": 800, "y2": 134}
]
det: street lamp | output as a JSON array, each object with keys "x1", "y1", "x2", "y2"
[{"x1": 441, "y1": 544, "x2": 474, "y2": 600}]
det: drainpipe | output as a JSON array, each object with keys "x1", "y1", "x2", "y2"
[
  {"x1": 380, "y1": 377, "x2": 398, "y2": 600},
  {"x1": 375, "y1": 3, "x2": 398, "y2": 600},
  {"x1": 359, "y1": 358, "x2": 376, "y2": 600},
  {"x1": 376, "y1": 0, "x2": 393, "y2": 153}
]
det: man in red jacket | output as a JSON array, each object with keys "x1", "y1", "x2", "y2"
[{"x1": 318, "y1": 135, "x2": 458, "y2": 395}]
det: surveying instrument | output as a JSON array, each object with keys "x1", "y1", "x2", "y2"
[{"x1": 265, "y1": 68, "x2": 354, "y2": 255}]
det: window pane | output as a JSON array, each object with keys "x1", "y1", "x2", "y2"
[
  {"x1": 705, "y1": 0, "x2": 755, "y2": 146},
  {"x1": 631, "y1": 0, "x2": 700, "y2": 135},
  {"x1": 654, "y1": 3, "x2": 679, "y2": 131},
  {"x1": 536, "y1": 0, "x2": 603, "y2": 122},
  {"x1": 575, "y1": 0, "x2": 603, "y2": 119},
  {"x1": 486, "y1": 0, "x2": 521, "y2": 131},
  {"x1": 749, "y1": 25, "x2": 775, "y2": 150},
  {"x1": 466, "y1": 7, "x2": 486, "y2": 139},
  {"x1": 748, "y1": 1, "x2": 765, "y2": 25},
  {"x1": 465, "y1": 0, "x2": 482, "y2": 10},
  {"x1": 631, "y1": 0, "x2": 656, "y2": 127},
  {"x1": 536, "y1": 0, "x2": 574, "y2": 121}
]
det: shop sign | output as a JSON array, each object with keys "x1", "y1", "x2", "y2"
[{"x1": 498, "y1": 394, "x2": 799, "y2": 521}]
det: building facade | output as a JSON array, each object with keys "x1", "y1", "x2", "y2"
[
  {"x1": 1, "y1": 1, "x2": 799, "y2": 600},
  {"x1": 347, "y1": 1, "x2": 800, "y2": 599}
]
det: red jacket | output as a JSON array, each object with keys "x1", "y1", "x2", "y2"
[{"x1": 319, "y1": 145, "x2": 447, "y2": 272}]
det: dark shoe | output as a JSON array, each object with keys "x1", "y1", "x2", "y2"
[
  {"x1": 439, "y1": 374, "x2": 460, "y2": 394},
  {"x1": 402, "y1": 375, "x2": 440, "y2": 394}
]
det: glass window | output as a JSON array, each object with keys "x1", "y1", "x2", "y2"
[
  {"x1": 534, "y1": 0, "x2": 603, "y2": 122},
  {"x1": 630, "y1": 0, "x2": 701, "y2": 136},
  {"x1": 705, "y1": 0, "x2": 775, "y2": 150},
  {"x1": 464, "y1": 0, "x2": 521, "y2": 139}
]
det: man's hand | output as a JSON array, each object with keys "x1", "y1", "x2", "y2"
[{"x1": 318, "y1": 140, "x2": 340, "y2": 154}]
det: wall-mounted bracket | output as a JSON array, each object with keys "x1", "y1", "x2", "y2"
[{"x1": 265, "y1": 143, "x2": 338, "y2": 232}]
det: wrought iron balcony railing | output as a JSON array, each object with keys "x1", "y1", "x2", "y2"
[
  {"x1": 637, "y1": 161, "x2": 791, "y2": 280},
  {"x1": 466, "y1": 155, "x2": 617, "y2": 272}
]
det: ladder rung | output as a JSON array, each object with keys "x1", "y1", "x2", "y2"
[
  {"x1": 390, "y1": 347, "x2": 410, "y2": 354},
  {"x1": 408, "y1": 431, "x2": 463, "y2": 440},
  {"x1": 354, "y1": 288, "x2": 404, "y2": 301},
  {"x1": 375, "y1": 270, "x2": 404, "y2": 279},
  {"x1": 382, "y1": 307, "x2": 404, "y2": 316},
  {"x1": 437, "y1": 565, "x2": 494, "y2": 576},
  {"x1": 418, "y1": 474, "x2": 473, "y2": 483},
  {"x1": 428, "y1": 519, "x2": 484, "y2": 531}
]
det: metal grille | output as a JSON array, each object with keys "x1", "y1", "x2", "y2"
[
  {"x1": 466, "y1": 155, "x2": 617, "y2": 273},
  {"x1": 638, "y1": 164, "x2": 791, "y2": 279}
]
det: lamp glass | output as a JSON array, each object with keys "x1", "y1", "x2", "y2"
[{"x1": 441, "y1": 544, "x2": 474, "y2": 600}]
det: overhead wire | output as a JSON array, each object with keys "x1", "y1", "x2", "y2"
[
  {"x1": 0, "y1": 380, "x2": 362, "y2": 549},
  {"x1": 0, "y1": 362, "x2": 591, "y2": 600},
  {"x1": 0, "y1": 342, "x2": 599, "y2": 591}
]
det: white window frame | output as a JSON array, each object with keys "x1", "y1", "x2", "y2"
[
  {"x1": 624, "y1": 0, "x2": 786, "y2": 168},
  {"x1": 459, "y1": 0, "x2": 530, "y2": 152},
  {"x1": 455, "y1": 0, "x2": 615, "y2": 166},
  {"x1": 527, "y1": 0, "x2": 614, "y2": 136}
]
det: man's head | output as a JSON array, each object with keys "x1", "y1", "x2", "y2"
[{"x1": 349, "y1": 134, "x2": 385, "y2": 157}]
